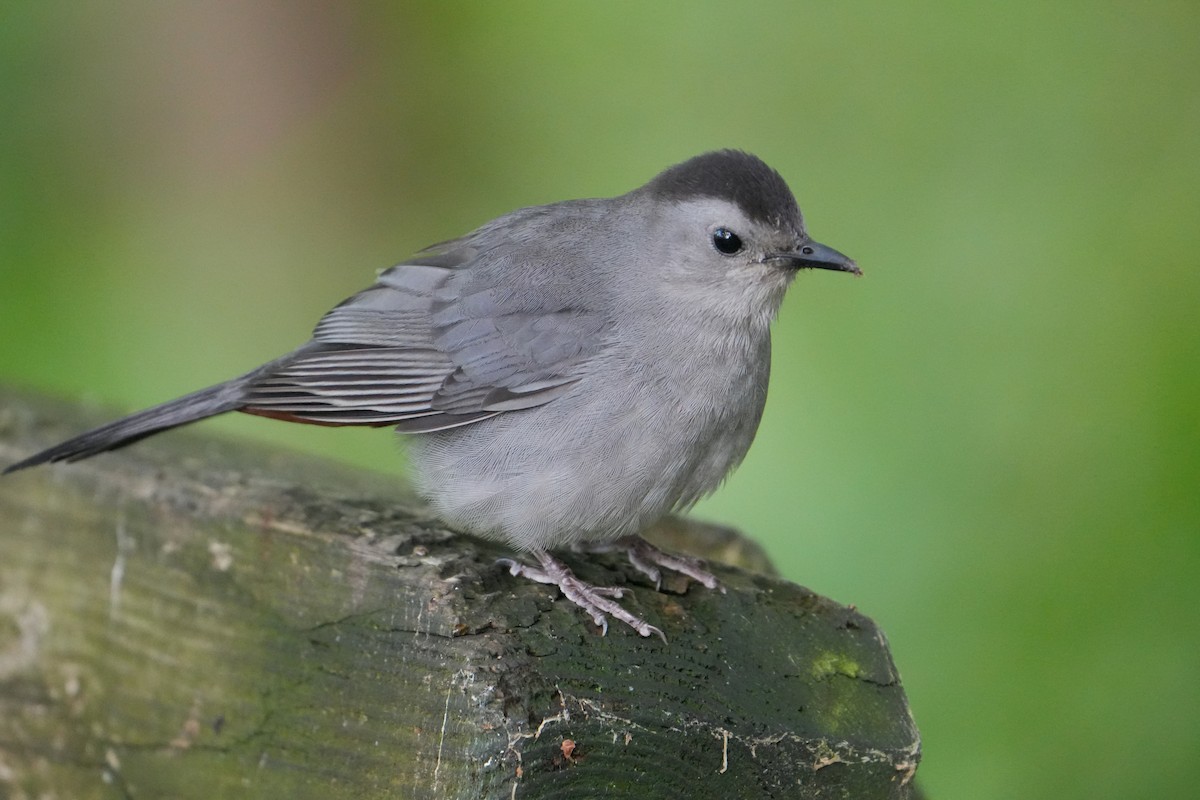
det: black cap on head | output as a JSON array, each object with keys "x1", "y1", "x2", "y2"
[{"x1": 643, "y1": 150, "x2": 802, "y2": 229}]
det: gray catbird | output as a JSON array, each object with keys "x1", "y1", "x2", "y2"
[{"x1": 5, "y1": 150, "x2": 859, "y2": 639}]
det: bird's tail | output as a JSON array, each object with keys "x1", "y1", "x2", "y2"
[{"x1": 3, "y1": 379, "x2": 250, "y2": 474}]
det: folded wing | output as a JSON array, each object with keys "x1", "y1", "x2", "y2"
[{"x1": 242, "y1": 249, "x2": 607, "y2": 433}]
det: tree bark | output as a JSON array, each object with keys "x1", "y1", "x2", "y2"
[{"x1": 0, "y1": 388, "x2": 920, "y2": 799}]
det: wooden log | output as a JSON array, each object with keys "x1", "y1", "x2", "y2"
[{"x1": 0, "y1": 388, "x2": 920, "y2": 798}]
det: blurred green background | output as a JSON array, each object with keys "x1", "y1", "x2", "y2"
[{"x1": 2, "y1": 3, "x2": 1198, "y2": 798}]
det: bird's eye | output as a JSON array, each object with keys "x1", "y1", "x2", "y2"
[{"x1": 711, "y1": 227, "x2": 743, "y2": 255}]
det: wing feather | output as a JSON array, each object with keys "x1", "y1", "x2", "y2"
[{"x1": 238, "y1": 236, "x2": 609, "y2": 431}]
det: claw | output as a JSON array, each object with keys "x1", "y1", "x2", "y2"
[
  {"x1": 591, "y1": 535, "x2": 724, "y2": 593},
  {"x1": 500, "y1": 551, "x2": 666, "y2": 641},
  {"x1": 498, "y1": 537, "x2": 720, "y2": 640}
]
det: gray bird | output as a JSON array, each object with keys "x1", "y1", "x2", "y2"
[{"x1": 5, "y1": 150, "x2": 860, "y2": 639}]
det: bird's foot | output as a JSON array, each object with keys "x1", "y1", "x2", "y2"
[
  {"x1": 498, "y1": 551, "x2": 666, "y2": 641},
  {"x1": 586, "y1": 534, "x2": 725, "y2": 593}
]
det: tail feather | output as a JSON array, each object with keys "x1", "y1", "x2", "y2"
[{"x1": 4, "y1": 380, "x2": 248, "y2": 474}]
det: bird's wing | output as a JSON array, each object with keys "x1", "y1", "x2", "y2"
[{"x1": 241, "y1": 245, "x2": 608, "y2": 433}]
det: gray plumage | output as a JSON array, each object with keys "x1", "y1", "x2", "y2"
[{"x1": 5, "y1": 150, "x2": 859, "y2": 636}]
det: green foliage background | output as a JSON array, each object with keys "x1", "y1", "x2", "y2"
[{"x1": 2, "y1": 4, "x2": 1197, "y2": 798}]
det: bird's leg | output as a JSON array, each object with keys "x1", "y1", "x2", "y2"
[
  {"x1": 586, "y1": 535, "x2": 725, "y2": 593},
  {"x1": 498, "y1": 551, "x2": 666, "y2": 641}
]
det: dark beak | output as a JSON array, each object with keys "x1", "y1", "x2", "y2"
[{"x1": 771, "y1": 239, "x2": 861, "y2": 276}]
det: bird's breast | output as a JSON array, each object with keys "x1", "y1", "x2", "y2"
[{"x1": 407, "y1": 317, "x2": 773, "y2": 549}]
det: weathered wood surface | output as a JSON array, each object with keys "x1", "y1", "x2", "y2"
[{"x1": 0, "y1": 388, "x2": 920, "y2": 799}]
